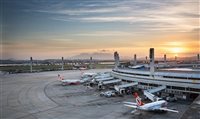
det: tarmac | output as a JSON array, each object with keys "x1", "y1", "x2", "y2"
[
  {"x1": 180, "y1": 95, "x2": 200, "y2": 119},
  {"x1": 0, "y1": 69, "x2": 195, "y2": 119}
]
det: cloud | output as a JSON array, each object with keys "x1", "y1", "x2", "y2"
[
  {"x1": 36, "y1": 6, "x2": 130, "y2": 15},
  {"x1": 3, "y1": 0, "x2": 199, "y2": 59},
  {"x1": 177, "y1": 12, "x2": 200, "y2": 18},
  {"x1": 76, "y1": 31, "x2": 133, "y2": 36},
  {"x1": 79, "y1": 16, "x2": 137, "y2": 22},
  {"x1": 35, "y1": 0, "x2": 197, "y2": 33}
]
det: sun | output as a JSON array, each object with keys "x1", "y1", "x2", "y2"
[
  {"x1": 168, "y1": 47, "x2": 185, "y2": 57},
  {"x1": 170, "y1": 47, "x2": 183, "y2": 54}
]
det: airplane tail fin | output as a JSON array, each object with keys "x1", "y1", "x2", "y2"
[
  {"x1": 58, "y1": 74, "x2": 64, "y2": 80},
  {"x1": 134, "y1": 92, "x2": 144, "y2": 106}
]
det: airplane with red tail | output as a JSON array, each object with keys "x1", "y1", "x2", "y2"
[
  {"x1": 123, "y1": 93, "x2": 178, "y2": 113},
  {"x1": 57, "y1": 74, "x2": 81, "y2": 85}
]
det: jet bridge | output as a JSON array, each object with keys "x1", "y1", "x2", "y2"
[
  {"x1": 94, "y1": 73, "x2": 111, "y2": 79},
  {"x1": 144, "y1": 85, "x2": 166, "y2": 102},
  {"x1": 98, "y1": 79, "x2": 121, "y2": 89},
  {"x1": 101, "y1": 79, "x2": 121, "y2": 85},
  {"x1": 114, "y1": 82, "x2": 138, "y2": 94},
  {"x1": 147, "y1": 85, "x2": 166, "y2": 93},
  {"x1": 95, "y1": 77, "x2": 114, "y2": 82}
]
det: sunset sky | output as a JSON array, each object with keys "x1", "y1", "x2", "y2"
[{"x1": 1, "y1": 0, "x2": 199, "y2": 60}]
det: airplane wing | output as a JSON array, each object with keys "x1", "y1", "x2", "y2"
[
  {"x1": 123, "y1": 101, "x2": 138, "y2": 106},
  {"x1": 124, "y1": 104, "x2": 137, "y2": 108},
  {"x1": 159, "y1": 107, "x2": 179, "y2": 113},
  {"x1": 123, "y1": 103, "x2": 138, "y2": 114}
]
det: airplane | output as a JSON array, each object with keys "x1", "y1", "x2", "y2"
[
  {"x1": 58, "y1": 74, "x2": 82, "y2": 85},
  {"x1": 79, "y1": 67, "x2": 87, "y2": 70},
  {"x1": 123, "y1": 93, "x2": 179, "y2": 113},
  {"x1": 128, "y1": 65, "x2": 145, "y2": 69},
  {"x1": 72, "y1": 64, "x2": 88, "y2": 70}
]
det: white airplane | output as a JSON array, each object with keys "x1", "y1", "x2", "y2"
[
  {"x1": 58, "y1": 74, "x2": 82, "y2": 85},
  {"x1": 123, "y1": 93, "x2": 178, "y2": 113},
  {"x1": 79, "y1": 67, "x2": 88, "y2": 70},
  {"x1": 128, "y1": 65, "x2": 145, "y2": 69}
]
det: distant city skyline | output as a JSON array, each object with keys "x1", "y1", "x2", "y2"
[{"x1": 1, "y1": 0, "x2": 199, "y2": 60}]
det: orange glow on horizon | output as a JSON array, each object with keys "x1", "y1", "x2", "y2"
[
  {"x1": 170, "y1": 47, "x2": 184, "y2": 54},
  {"x1": 2, "y1": 33, "x2": 199, "y2": 60}
]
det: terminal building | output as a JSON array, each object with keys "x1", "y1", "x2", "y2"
[{"x1": 111, "y1": 49, "x2": 200, "y2": 100}]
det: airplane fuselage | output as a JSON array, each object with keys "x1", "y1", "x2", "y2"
[
  {"x1": 139, "y1": 100, "x2": 167, "y2": 111},
  {"x1": 61, "y1": 79, "x2": 81, "y2": 85}
]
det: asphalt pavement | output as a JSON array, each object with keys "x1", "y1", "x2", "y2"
[{"x1": 0, "y1": 69, "x2": 194, "y2": 119}]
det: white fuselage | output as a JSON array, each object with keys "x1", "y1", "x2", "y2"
[
  {"x1": 60, "y1": 79, "x2": 81, "y2": 85},
  {"x1": 139, "y1": 100, "x2": 167, "y2": 111}
]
